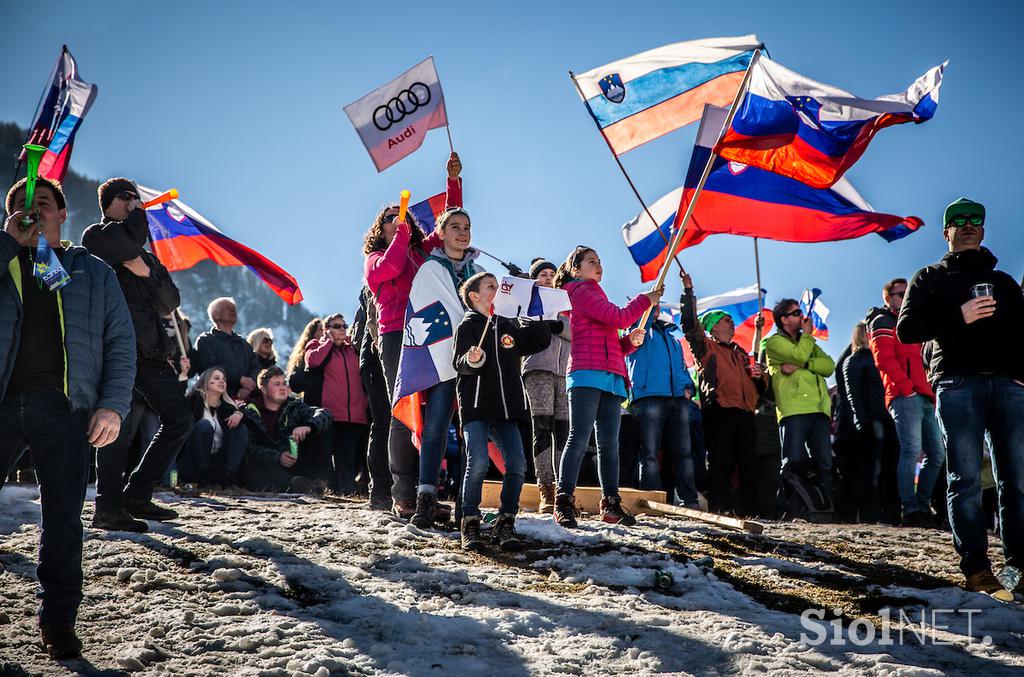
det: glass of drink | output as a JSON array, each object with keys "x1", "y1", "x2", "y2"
[{"x1": 971, "y1": 283, "x2": 994, "y2": 298}]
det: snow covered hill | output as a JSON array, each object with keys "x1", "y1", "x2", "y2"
[{"x1": 1, "y1": 486, "x2": 1021, "y2": 676}]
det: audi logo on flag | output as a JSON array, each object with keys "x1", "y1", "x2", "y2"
[{"x1": 373, "y1": 82, "x2": 432, "y2": 131}]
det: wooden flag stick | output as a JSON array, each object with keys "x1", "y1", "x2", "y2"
[
  {"x1": 636, "y1": 50, "x2": 761, "y2": 330},
  {"x1": 639, "y1": 499, "x2": 765, "y2": 535}
]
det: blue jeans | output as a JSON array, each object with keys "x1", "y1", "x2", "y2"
[
  {"x1": 461, "y1": 420, "x2": 526, "y2": 516},
  {"x1": 889, "y1": 393, "x2": 946, "y2": 516},
  {"x1": 629, "y1": 396, "x2": 697, "y2": 506},
  {"x1": 779, "y1": 413, "x2": 833, "y2": 496},
  {"x1": 557, "y1": 387, "x2": 623, "y2": 497},
  {"x1": 417, "y1": 378, "x2": 457, "y2": 490},
  {"x1": 0, "y1": 391, "x2": 90, "y2": 623},
  {"x1": 935, "y1": 375, "x2": 1024, "y2": 576}
]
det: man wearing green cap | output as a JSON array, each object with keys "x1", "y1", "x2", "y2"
[
  {"x1": 898, "y1": 197, "x2": 1024, "y2": 600},
  {"x1": 680, "y1": 271, "x2": 768, "y2": 515}
]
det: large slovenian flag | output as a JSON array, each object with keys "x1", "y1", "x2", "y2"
[
  {"x1": 392, "y1": 259, "x2": 466, "y2": 445},
  {"x1": 714, "y1": 55, "x2": 946, "y2": 188},
  {"x1": 622, "y1": 105, "x2": 923, "y2": 274},
  {"x1": 21, "y1": 46, "x2": 98, "y2": 182},
  {"x1": 343, "y1": 57, "x2": 448, "y2": 172},
  {"x1": 139, "y1": 185, "x2": 303, "y2": 305},
  {"x1": 574, "y1": 35, "x2": 762, "y2": 155},
  {"x1": 800, "y1": 288, "x2": 830, "y2": 340}
]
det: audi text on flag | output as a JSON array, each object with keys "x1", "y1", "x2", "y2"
[{"x1": 343, "y1": 56, "x2": 448, "y2": 172}]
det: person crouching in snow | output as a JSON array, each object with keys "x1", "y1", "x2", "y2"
[{"x1": 453, "y1": 272, "x2": 558, "y2": 550}]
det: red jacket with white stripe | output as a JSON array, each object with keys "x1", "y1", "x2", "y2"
[{"x1": 865, "y1": 306, "x2": 934, "y2": 406}]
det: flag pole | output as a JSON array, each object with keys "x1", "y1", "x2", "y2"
[
  {"x1": 636, "y1": 50, "x2": 761, "y2": 330},
  {"x1": 752, "y1": 236, "x2": 766, "y2": 362},
  {"x1": 445, "y1": 125, "x2": 454, "y2": 154},
  {"x1": 568, "y1": 71, "x2": 684, "y2": 273}
]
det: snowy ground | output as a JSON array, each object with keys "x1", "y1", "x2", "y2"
[{"x1": 1, "y1": 485, "x2": 1022, "y2": 676}]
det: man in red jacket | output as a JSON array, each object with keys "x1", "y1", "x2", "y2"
[{"x1": 866, "y1": 278, "x2": 945, "y2": 527}]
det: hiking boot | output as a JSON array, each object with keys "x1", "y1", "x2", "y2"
[
  {"x1": 492, "y1": 513, "x2": 522, "y2": 551},
  {"x1": 965, "y1": 568, "x2": 1014, "y2": 602},
  {"x1": 411, "y1": 491, "x2": 439, "y2": 529},
  {"x1": 433, "y1": 501, "x2": 453, "y2": 525},
  {"x1": 392, "y1": 498, "x2": 416, "y2": 520},
  {"x1": 600, "y1": 495, "x2": 637, "y2": 526},
  {"x1": 368, "y1": 494, "x2": 393, "y2": 511},
  {"x1": 461, "y1": 515, "x2": 486, "y2": 551},
  {"x1": 40, "y1": 621, "x2": 83, "y2": 660},
  {"x1": 91, "y1": 508, "x2": 148, "y2": 533},
  {"x1": 125, "y1": 499, "x2": 179, "y2": 522},
  {"x1": 538, "y1": 483, "x2": 556, "y2": 514},
  {"x1": 554, "y1": 493, "x2": 578, "y2": 529},
  {"x1": 901, "y1": 511, "x2": 932, "y2": 528}
]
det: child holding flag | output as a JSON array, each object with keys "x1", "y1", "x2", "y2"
[
  {"x1": 453, "y1": 273, "x2": 557, "y2": 550},
  {"x1": 552, "y1": 246, "x2": 663, "y2": 528}
]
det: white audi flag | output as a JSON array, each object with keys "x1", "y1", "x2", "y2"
[{"x1": 343, "y1": 56, "x2": 449, "y2": 172}]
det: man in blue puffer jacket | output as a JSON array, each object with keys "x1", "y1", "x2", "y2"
[
  {"x1": 626, "y1": 312, "x2": 699, "y2": 507},
  {"x1": 1, "y1": 177, "x2": 136, "y2": 659}
]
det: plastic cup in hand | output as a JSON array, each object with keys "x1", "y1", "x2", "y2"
[{"x1": 971, "y1": 283, "x2": 994, "y2": 298}]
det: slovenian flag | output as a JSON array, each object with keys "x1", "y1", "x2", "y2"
[
  {"x1": 22, "y1": 46, "x2": 98, "y2": 182},
  {"x1": 392, "y1": 259, "x2": 467, "y2": 446},
  {"x1": 621, "y1": 186, "x2": 684, "y2": 283},
  {"x1": 662, "y1": 284, "x2": 773, "y2": 366},
  {"x1": 139, "y1": 186, "x2": 303, "y2": 305},
  {"x1": 715, "y1": 54, "x2": 945, "y2": 188},
  {"x1": 574, "y1": 35, "x2": 762, "y2": 155},
  {"x1": 407, "y1": 191, "x2": 448, "y2": 235},
  {"x1": 800, "y1": 288, "x2": 830, "y2": 340}
]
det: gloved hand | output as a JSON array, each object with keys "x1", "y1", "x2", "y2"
[{"x1": 506, "y1": 262, "x2": 524, "y2": 278}]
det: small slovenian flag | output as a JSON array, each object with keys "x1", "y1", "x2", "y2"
[
  {"x1": 800, "y1": 288, "x2": 830, "y2": 340},
  {"x1": 407, "y1": 191, "x2": 448, "y2": 235}
]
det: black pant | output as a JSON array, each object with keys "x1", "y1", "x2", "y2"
[
  {"x1": 95, "y1": 359, "x2": 193, "y2": 511},
  {"x1": 0, "y1": 391, "x2": 90, "y2": 623},
  {"x1": 328, "y1": 421, "x2": 369, "y2": 495},
  {"x1": 362, "y1": 348, "x2": 393, "y2": 502},
  {"x1": 382, "y1": 331, "x2": 419, "y2": 502},
  {"x1": 178, "y1": 418, "x2": 248, "y2": 485},
  {"x1": 243, "y1": 430, "x2": 330, "y2": 492},
  {"x1": 703, "y1": 405, "x2": 759, "y2": 516}
]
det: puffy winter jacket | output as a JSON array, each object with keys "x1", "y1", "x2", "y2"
[
  {"x1": 453, "y1": 311, "x2": 554, "y2": 423},
  {"x1": 364, "y1": 177, "x2": 461, "y2": 334},
  {"x1": 563, "y1": 279, "x2": 650, "y2": 383},
  {"x1": 82, "y1": 209, "x2": 181, "y2": 360},
  {"x1": 626, "y1": 314, "x2": 695, "y2": 402},
  {"x1": 241, "y1": 393, "x2": 332, "y2": 464},
  {"x1": 897, "y1": 247, "x2": 1024, "y2": 384},
  {"x1": 764, "y1": 331, "x2": 835, "y2": 421},
  {"x1": 522, "y1": 320, "x2": 570, "y2": 377},
  {"x1": 841, "y1": 347, "x2": 888, "y2": 430},
  {"x1": 865, "y1": 306, "x2": 933, "y2": 406},
  {"x1": 192, "y1": 328, "x2": 261, "y2": 396},
  {"x1": 303, "y1": 338, "x2": 368, "y2": 424},
  {"x1": 185, "y1": 390, "x2": 240, "y2": 425},
  {"x1": 0, "y1": 233, "x2": 136, "y2": 419}
]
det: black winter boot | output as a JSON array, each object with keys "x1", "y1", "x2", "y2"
[
  {"x1": 411, "y1": 491, "x2": 439, "y2": 529},
  {"x1": 554, "y1": 493, "x2": 578, "y2": 529},
  {"x1": 461, "y1": 515, "x2": 486, "y2": 551},
  {"x1": 492, "y1": 513, "x2": 522, "y2": 551},
  {"x1": 40, "y1": 621, "x2": 83, "y2": 659}
]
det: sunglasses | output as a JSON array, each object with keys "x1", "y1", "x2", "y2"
[
  {"x1": 115, "y1": 191, "x2": 140, "y2": 202},
  {"x1": 261, "y1": 337, "x2": 273, "y2": 344},
  {"x1": 948, "y1": 215, "x2": 984, "y2": 228},
  {"x1": 327, "y1": 323, "x2": 347, "y2": 330},
  {"x1": 382, "y1": 213, "x2": 398, "y2": 224},
  {"x1": 782, "y1": 309, "x2": 804, "y2": 319}
]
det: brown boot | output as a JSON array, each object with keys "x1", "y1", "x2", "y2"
[
  {"x1": 40, "y1": 621, "x2": 83, "y2": 660},
  {"x1": 538, "y1": 484, "x2": 556, "y2": 514},
  {"x1": 965, "y1": 568, "x2": 1014, "y2": 601},
  {"x1": 554, "y1": 493, "x2": 578, "y2": 529}
]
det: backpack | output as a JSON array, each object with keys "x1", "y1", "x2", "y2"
[{"x1": 776, "y1": 466, "x2": 834, "y2": 522}]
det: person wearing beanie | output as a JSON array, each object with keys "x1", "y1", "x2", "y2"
[
  {"x1": 82, "y1": 177, "x2": 193, "y2": 533},
  {"x1": 522, "y1": 257, "x2": 571, "y2": 513},
  {"x1": 897, "y1": 197, "x2": 1024, "y2": 600},
  {"x1": 679, "y1": 270, "x2": 768, "y2": 515}
]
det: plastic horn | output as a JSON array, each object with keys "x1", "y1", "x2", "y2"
[
  {"x1": 397, "y1": 190, "x2": 411, "y2": 223},
  {"x1": 19, "y1": 144, "x2": 47, "y2": 228},
  {"x1": 142, "y1": 188, "x2": 179, "y2": 209}
]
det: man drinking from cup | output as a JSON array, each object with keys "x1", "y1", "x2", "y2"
[{"x1": 897, "y1": 197, "x2": 1024, "y2": 600}]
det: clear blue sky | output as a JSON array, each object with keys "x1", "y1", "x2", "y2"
[{"x1": 2, "y1": 0, "x2": 1021, "y2": 358}]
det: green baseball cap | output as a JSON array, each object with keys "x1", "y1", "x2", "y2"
[
  {"x1": 943, "y1": 197, "x2": 985, "y2": 226},
  {"x1": 699, "y1": 310, "x2": 730, "y2": 334}
]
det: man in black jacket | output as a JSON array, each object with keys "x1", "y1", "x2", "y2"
[
  {"x1": 897, "y1": 197, "x2": 1024, "y2": 599},
  {"x1": 83, "y1": 177, "x2": 193, "y2": 532},
  {"x1": 192, "y1": 297, "x2": 260, "y2": 400},
  {"x1": 241, "y1": 366, "x2": 332, "y2": 492}
]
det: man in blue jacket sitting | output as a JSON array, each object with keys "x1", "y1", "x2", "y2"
[
  {"x1": 626, "y1": 311, "x2": 700, "y2": 508},
  {"x1": 1, "y1": 177, "x2": 136, "y2": 659}
]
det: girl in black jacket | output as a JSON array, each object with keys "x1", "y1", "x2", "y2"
[
  {"x1": 453, "y1": 273, "x2": 555, "y2": 551},
  {"x1": 179, "y1": 367, "x2": 248, "y2": 486}
]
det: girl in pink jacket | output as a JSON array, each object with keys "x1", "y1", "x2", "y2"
[
  {"x1": 361, "y1": 153, "x2": 463, "y2": 517},
  {"x1": 553, "y1": 245, "x2": 663, "y2": 528}
]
